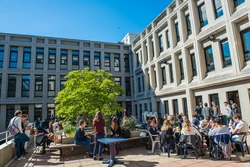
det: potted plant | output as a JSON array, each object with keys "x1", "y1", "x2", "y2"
[{"x1": 121, "y1": 116, "x2": 140, "y2": 137}]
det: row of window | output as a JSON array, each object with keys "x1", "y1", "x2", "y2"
[
  {"x1": 0, "y1": 46, "x2": 130, "y2": 72},
  {"x1": 0, "y1": 74, "x2": 131, "y2": 98},
  {"x1": 135, "y1": 0, "x2": 246, "y2": 66},
  {"x1": 135, "y1": 27, "x2": 250, "y2": 92}
]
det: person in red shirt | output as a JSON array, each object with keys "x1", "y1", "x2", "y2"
[{"x1": 92, "y1": 111, "x2": 105, "y2": 160}]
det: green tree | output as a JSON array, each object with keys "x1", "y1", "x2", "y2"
[{"x1": 54, "y1": 68, "x2": 125, "y2": 123}]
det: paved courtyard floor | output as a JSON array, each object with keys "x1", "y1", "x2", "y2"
[{"x1": 8, "y1": 145, "x2": 250, "y2": 167}]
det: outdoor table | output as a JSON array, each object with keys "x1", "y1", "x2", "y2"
[{"x1": 98, "y1": 137, "x2": 128, "y2": 167}]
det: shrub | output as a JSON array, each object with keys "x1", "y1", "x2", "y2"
[{"x1": 122, "y1": 116, "x2": 137, "y2": 131}]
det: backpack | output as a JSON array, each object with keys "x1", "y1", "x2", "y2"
[
  {"x1": 8, "y1": 117, "x2": 20, "y2": 136},
  {"x1": 121, "y1": 129, "x2": 131, "y2": 138}
]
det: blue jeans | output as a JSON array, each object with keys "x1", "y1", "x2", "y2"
[
  {"x1": 227, "y1": 117, "x2": 231, "y2": 125},
  {"x1": 93, "y1": 132, "x2": 105, "y2": 157},
  {"x1": 74, "y1": 138, "x2": 90, "y2": 152},
  {"x1": 14, "y1": 133, "x2": 30, "y2": 158}
]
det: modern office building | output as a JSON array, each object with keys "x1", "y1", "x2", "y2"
[
  {"x1": 0, "y1": 33, "x2": 132, "y2": 132},
  {"x1": 131, "y1": 0, "x2": 250, "y2": 124},
  {"x1": 1, "y1": 0, "x2": 250, "y2": 132}
]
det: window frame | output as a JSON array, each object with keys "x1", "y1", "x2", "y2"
[
  {"x1": 21, "y1": 75, "x2": 30, "y2": 97},
  {"x1": 83, "y1": 51, "x2": 90, "y2": 68},
  {"x1": 23, "y1": 47, "x2": 31, "y2": 69},
  {"x1": 198, "y1": 3, "x2": 208, "y2": 28},
  {"x1": 241, "y1": 28, "x2": 250, "y2": 62},
  {"x1": 114, "y1": 53, "x2": 120, "y2": 72},
  {"x1": 220, "y1": 38, "x2": 232, "y2": 67},
  {"x1": 9, "y1": 46, "x2": 18, "y2": 68},
  {"x1": 213, "y1": 0, "x2": 223, "y2": 19},
  {"x1": 0, "y1": 45, "x2": 4, "y2": 68},
  {"x1": 204, "y1": 46, "x2": 215, "y2": 72},
  {"x1": 60, "y1": 50, "x2": 68, "y2": 65},
  {"x1": 72, "y1": 50, "x2": 79, "y2": 66},
  {"x1": 36, "y1": 48, "x2": 44, "y2": 64}
]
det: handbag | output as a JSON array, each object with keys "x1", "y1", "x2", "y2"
[{"x1": 8, "y1": 117, "x2": 20, "y2": 136}]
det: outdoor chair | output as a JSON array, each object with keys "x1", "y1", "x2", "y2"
[
  {"x1": 209, "y1": 134, "x2": 231, "y2": 160},
  {"x1": 142, "y1": 130, "x2": 160, "y2": 153},
  {"x1": 231, "y1": 132, "x2": 250, "y2": 157},
  {"x1": 160, "y1": 133, "x2": 175, "y2": 158},
  {"x1": 179, "y1": 134, "x2": 199, "y2": 159}
]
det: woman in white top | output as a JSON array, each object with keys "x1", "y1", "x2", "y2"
[{"x1": 181, "y1": 119, "x2": 202, "y2": 140}]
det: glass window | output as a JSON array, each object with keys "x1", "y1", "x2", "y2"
[
  {"x1": 6, "y1": 105, "x2": 15, "y2": 128},
  {"x1": 147, "y1": 72, "x2": 151, "y2": 90},
  {"x1": 114, "y1": 77, "x2": 121, "y2": 85},
  {"x1": 0, "y1": 45, "x2": 4, "y2": 68},
  {"x1": 241, "y1": 29, "x2": 250, "y2": 61},
  {"x1": 48, "y1": 49, "x2": 56, "y2": 64},
  {"x1": 144, "y1": 103, "x2": 148, "y2": 111},
  {"x1": 34, "y1": 104, "x2": 42, "y2": 120},
  {"x1": 139, "y1": 104, "x2": 142, "y2": 122},
  {"x1": 21, "y1": 104, "x2": 29, "y2": 115},
  {"x1": 154, "y1": 70, "x2": 157, "y2": 88},
  {"x1": 136, "y1": 53, "x2": 140, "y2": 67},
  {"x1": 124, "y1": 54, "x2": 130, "y2": 72},
  {"x1": 144, "y1": 43, "x2": 148, "y2": 63},
  {"x1": 94, "y1": 52, "x2": 100, "y2": 69},
  {"x1": 204, "y1": 46, "x2": 215, "y2": 72},
  {"x1": 114, "y1": 53, "x2": 120, "y2": 72},
  {"x1": 35, "y1": 75, "x2": 43, "y2": 91},
  {"x1": 190, "y1": 53, "x2": 197, "y2": 77},
  {"x1": 220, "y1": 39, "x2": 232, "y2": 67},
  {"x1": 173, "y1": 99, "x2": 179, "y2": 115},
  {"x1": 125, "y1": 77, "x2": 131, "y2": 96},
  {"x1": 166, "y1": 30, "x2": 170, "y2": 48},
  {"x1": 10, "y1": 46, "x2": 18, "y2": 68},
  {"x1": 157, "y1": 101, "x2": 161, "y2": 119},
  {"x1": 60, "y1": 75, "x2": 66, "y2": 90},
  {"x1": 175, "y1": 23, "x2": 180, "y2": 42},
  {"x1": 21, "y1": 75, "x2": 30, "y2": 97},
  {"x1": 47, "y1": 103, "x2": 55, "y2": 120},
  {"x1": 0, "y1": 74, "x2": 2, "y2": 97},
  {"x1": 169, "y1": 63, "x2": 174, "y2": 83},
  {"x1": 198, "y1": 3, "x2": 208, "y2": 28},
  {"x1": 183, "y1": 98, "x2": 188, "y2": 117},
  {"x1": 138, "y1": 77, "x2": 141, "y2": 92},
  {"x1": 213, "y1": 0, "x2": 223, "y2": 18},
  {"x1": 72, "y1": 50, "x2": 79, "y2": 66},
  {"x1": 210, "y1": 93, "x2": 219, "y2": 107},
  {"x1": 151, "y1": 39, "x2": 155, "y2": 59},
  {"x1": 135, "y1": 104, "x2": 138, "y2": 118},
  {"x1": 164, "y1": 100, "x2": 169, "y2": 115},
  {"x1": 234, "y1": 0, "x2": 245, "y2": 7},
  {"x1": 7, "y1": 75, "x2": 16, "y2": 97},
  {"x1": 36, "y1": 48, "x2": 44, "y2": 69},
  {"x1": 61, "y1": 50, "x2": 68, "y2": 65},
  {"x1": 195, "y1": 96, "x2": 203, "y2": 106},
  {"x1": 126, "y1": 101, "x2": 132, "y2": 116},
  {"x1": 48, "y1": 75, "x2": 56, "y2": 97},
  {"x1": 104, "y1": 53, "x2": 110, "y2": 71},
  {"x1": 186, "y1": 14, "x2": 192, "y2": 35},
  {"x1": 179, "y1": 58, "x2": 184, "y2": 80},
  {"x1": 159, "y1": 35, "x2": 163, "y2": 52},
  {"x1": 23, "y1": 47, "x2": 31, "y2": 69},
  {"x1": 83, "y1": 51, "x2": 90, "y2": 68},
  {"x1": 142, "y1": 76, "x2": 145, "y2": 91},
  {"x1": 162, "y1": 66, "x2": 166, "y2": 86}
]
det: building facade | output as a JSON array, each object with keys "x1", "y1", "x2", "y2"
[
  {"x1": 1, "y1": 0, "x2": 250, "y2": 132},
  {"x1": 0, "y1": 33, "x2": 132, "y2": 132},
  {"x1": 131, "y1": 0, "x2": 250, "y2": 124}
]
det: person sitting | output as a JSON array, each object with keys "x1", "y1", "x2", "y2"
[
  {"x1": 192, "y1": 114, "x2": 200, "y2": 129},
  {"x1": 231, "y1": 114, "x2": 249, "y2": 142},
  {"x1": 176, "y1": 114, "x2": 183, "y2": 130},
  {"x1": 41, "y1": 119, "x2": 49, "y2": 129},
  {"x1": 111, "y1": 117, "x2": 121, "y2": 137},
  {"x1": 161, "y1": 120, "x2": 175, "y2": 153},
  {"x1": 170, "y1": 116, "x2": 180, "y2": 133},
  {"x1": 147, "y1": 119, "x2": 159, "y2": 139},
  {"x1": 181, "y1": 119, "x2": 202, "y2": 140},
  {"x1": 74, "y1": 120, "x2": 91, "y2": 155},
  {"x1": 200, "y1": 116, "x2": 211, "y2": 133},
  {"x1": 208, "y1": 118, "x2": 231, "y2": 159},
  {"x1": 40, "y1": 121, "x2": 54, "y2": 154}
]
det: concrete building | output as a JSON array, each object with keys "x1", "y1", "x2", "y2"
[
  {"x1": 1, "y1": 0, "x2": 250, "y2": 132},
  {"x1": 131, "y1": 0, "x2": 250, "y2": 124},
  {"x1": 0, "y1": 33, "x2": 132, "y2": 132}
]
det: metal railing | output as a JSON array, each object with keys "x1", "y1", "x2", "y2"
[{"x1": 0, "y1": 130, "x2": 11, "y2": 145}]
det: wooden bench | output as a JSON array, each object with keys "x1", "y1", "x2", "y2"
[{"x1": 48, "y1": 136, "x2": 149, "y2": 157}]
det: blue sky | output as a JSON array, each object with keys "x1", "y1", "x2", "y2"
[{"x1": 0, "y1": 0, "x2": 172, "y2": 43}]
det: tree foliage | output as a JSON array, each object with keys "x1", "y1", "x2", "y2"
[{"x1": 54, "y1": 68, "x2": 125, "y2": 123}]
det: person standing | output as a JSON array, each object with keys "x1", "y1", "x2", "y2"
[
  {"x1": 231, "y1": 103, "x2": 240, "y2": 116},
  {"x1": 202, "y1": 102, "x2": 212, "y2": 119},
  {"x1": 22, "y1": 114, "x2": 30, "y2": 155},
  {"x1": 212, "y1": 101, "x2": 221, "y2": 119},
  {"x1": 92, "y1": 111, "x2": 105, "y2": 161},
  {"x1": 8, "y1": 110, "x2": 30, "y2": 160},
  {"x1": 194, "y1": 102, "x2": 203, "y2": 120},
  {"x1": 223, "y1": 101, "x2": 232, "y2": 124}
]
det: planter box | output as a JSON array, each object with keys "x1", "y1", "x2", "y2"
[{"x1": 130, "y1": 130, "x2": 141, "y2": 137}]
